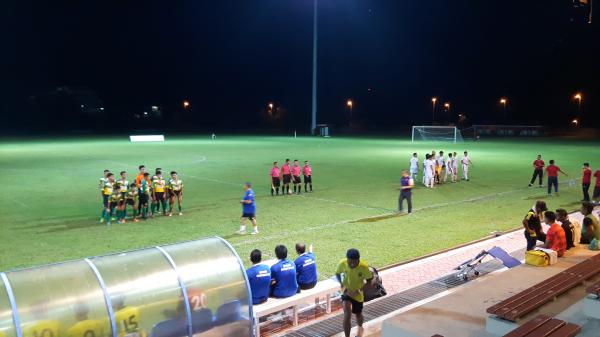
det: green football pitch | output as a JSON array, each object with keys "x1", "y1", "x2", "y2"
[{"x1": 0, "y1": 136, "x2": 598, "y2": 277}]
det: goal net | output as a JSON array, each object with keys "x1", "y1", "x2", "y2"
[{"x1": 411, "y1": 126, "x2": 463, "y2": 143}]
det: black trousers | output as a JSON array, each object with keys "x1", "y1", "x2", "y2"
[
  {"x1": 530, "y1": 169, "x2": 543, "y2": 185},
  {"x1": 524, "y1": 230, "x2": 546, "y2": 251},
  {"x1": 583, "y1": 183, "x2": 591, "y2": 201},
  {"x1": 547, "y1": 176, "x2": 558, "y2": 194},
  {"x1": 399, "y1": 191, "x2": 412, "y2": 213}
]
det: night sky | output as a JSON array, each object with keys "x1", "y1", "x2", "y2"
[{"x1": 2, "y1": 1, "x2": 599, "y2": 132}]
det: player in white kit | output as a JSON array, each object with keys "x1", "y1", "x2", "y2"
[
  {"x1": 425, "y1": 154, "x2": 435, "y2": 188},
  {"x1": 409, "y1": 153, "x2": 419, "y2": 181},
  {"x1": 461, "y1": 151, "x2": 473, "y2": 181},
  {"x1": 446, "y1": 153, "x2": 455, "y2": 183}
]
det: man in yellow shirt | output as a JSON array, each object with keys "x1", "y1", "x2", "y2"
[
  {"x1": 67, "y1": 303, "x2": 106, "y2": 337},
  {"x1": 335, "y1": 248, "x2": 373, "y2": 337},
  {"x1": 113, "y1": 296, "x2": 145, "y2": 337}
]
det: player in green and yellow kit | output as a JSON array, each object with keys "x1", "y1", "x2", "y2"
[
  {"x1": 127, "y1": 183, "x2": 139, "y2": 222},
  {"x1": 67, "y1": 303, "x2": 106, "y2": 337},
  {"x1": 137, "y1": 173, "x2": 151, "y2": 220},
  {"x1": 152, "y1": 170, "x2": 167, "y2": 216},
  {"x1": 110, "y1": 183, "x2": 123, "y2": 225},
  {"x1": 100, "y1": 173, "x2": 115, "y2": 224},
  {"x1": 167, "y1": 171, "x2": 184, "y2": 216},
  {"x1": 116, "y1": 171, "x2": 129, "y2": 223}
]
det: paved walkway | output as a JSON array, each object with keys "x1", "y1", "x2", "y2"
[{"x1": 267, "y1": 209, "x2": 595, "y2": 337}]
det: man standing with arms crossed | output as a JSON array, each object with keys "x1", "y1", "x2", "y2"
[
  {"x1": 529, "y1": 154, "x2": 545, "y2": 187},
  {"x1": 336, "y1": 249, "x2": 373, "y2": 337},
  {"x1": 399, "y1": 170, "x2": 414, "y2": 214}
]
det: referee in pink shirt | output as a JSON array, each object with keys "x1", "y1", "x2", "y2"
[{"x1": 270, "y1": 162, "x2": 281, "y2": 196}]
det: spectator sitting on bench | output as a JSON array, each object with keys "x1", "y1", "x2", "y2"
[
  {"x1": 246, "y1": 249, "x2": 271, "y2": 305},
  {"x1": 270, "y1": 245, "x2": 298, "y2": 298},
  {"x1": 580, "y1": 202, "x2": 600, "y2": 246},
  {"x1": 542, "y1": 211, "x2": 567, "y2": 257},
  {"x1": 556, "y1": 209, "x2": 575, "y2": 250},
  {"x1": 294, "y1": 243, "x2": 318, "y2": 291},
  {"x1": 523, "y1": 200, "x2": 548, "y2": 251}
]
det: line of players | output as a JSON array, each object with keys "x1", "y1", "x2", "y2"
[
  {"x1": 269, "y1": 159, "x2": 313, "y2": 195},
  {"x1": 409, "y1": 150, "x2": 473, "y2": 188},
  {"x1": 98, "y1": 165, "x2": 184, "y2": 225}
]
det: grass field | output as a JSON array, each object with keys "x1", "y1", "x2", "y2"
[{"x1": 0, "y1": 135, "x2": 598, "y2": 278}]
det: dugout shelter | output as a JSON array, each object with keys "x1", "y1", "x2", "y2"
[{"x1": 0, "y1": 237, "x2": 253, "y2": 337}]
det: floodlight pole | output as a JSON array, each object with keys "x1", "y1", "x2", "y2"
[{"x1": 311, "y1": 0, "x2": 318, "y2": 135}]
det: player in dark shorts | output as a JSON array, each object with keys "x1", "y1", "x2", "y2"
[
  {"x1": 292, "y1": 160, "x2": 302, "y2": 194},
  {"x1": 270, "y1": 162, "x2": 281, "y2": 196},
  {"x1": 303, "y1": 161, "x2": 313, "y2": 192},
  {"x1": 127, "y1": 183, "x2": 139, "y2": 222},
  {"x1": 282, "y1": 159, "x2": 292, "y2": 194}
]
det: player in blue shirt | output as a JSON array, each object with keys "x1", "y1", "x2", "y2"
[
  {"x1": 294, "y1": 243, "x2": 318, "y2": 290},
  {"x1": 237, "y1": 182, "x2": 259, "y2": 235},
  {"x1": 270, "y1": 245, "x2": 298, "y2": 298},
  {"x1": 246, "y1": 249, "x2": 271, "y2": 305}
]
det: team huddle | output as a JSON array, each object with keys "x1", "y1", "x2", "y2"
[
  {"x1": 98, "y1": 165, "x2": 184, "y2": 225},
  {"x1": 410, "y1": 150, "x2": 473, "y2": 188},
  {"x1": 270, "y1": 159, "x2": 313, "y2": 195}
]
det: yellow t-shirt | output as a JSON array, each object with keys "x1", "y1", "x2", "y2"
[
  {"x1": 335, "y1": 259, "x2": 373, "y2": 302},
  {"x1": 115, "y1": 307, "x2": 145, "y2": 337},
  {"x1": 0, "y1": 329, "x2": 6, "y2": 337},
  {"x1": 152, "y1": 178, "x2": 166, "y2": 193},
  {"x1": 23, "y1": 320, "x2": 60, "y2": 337},
  {"x1": 102, "y1": 181, "x2": 114, "y2": 196},
  {"x1": 67, "y1": 320, "x2": 105, "y2": 337}
]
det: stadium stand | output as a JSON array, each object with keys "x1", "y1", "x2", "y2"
[
  {"x1": 486, "y1": 254, "x2": 600, "y2": 322},
  {"x1": 502, "y1": 315, "x2": 581, "y2": 337}
]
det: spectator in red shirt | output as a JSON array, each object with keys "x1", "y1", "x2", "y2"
[
  {"x1": 593, "y1": 169, "x2": 600, "y2": 203},
  {"x1": 545, "y1": 160, "x2": 567, "y2": 196},
  {"x1": 582, "y1": 163, "x2": 592, "y2": 202},
  {"x1": 542, "y1": 211, "x2": 567, "y2": 257},
  {"x1": 529, "y1": 154, "x2": 545, "y2": 188}
]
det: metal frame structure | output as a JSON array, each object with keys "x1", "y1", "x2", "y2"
[
  {"x1": 0, "y1": 237, "x2": 252, "y2": 337},
  {"x1": 411, "y1": 125, "x2": 460, "y2": 143}
]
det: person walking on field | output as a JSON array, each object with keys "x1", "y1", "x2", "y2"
[
  {"x1": 399, "y1": 170, "x2": 414, "y2": 214},
  {"x1": 545, "y1": 160, "x2": 568, "y2": 196},
  {"x1": 237, "y1": 182, "x2": 258, "y2": 235},
  {"x1": 529, "y1": 154, "x2": 545, "y2": 188}
]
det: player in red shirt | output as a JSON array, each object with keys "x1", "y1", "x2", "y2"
[
  {"x1": 582, "y1": 163, "x2": 592, "y2": 202},
  {"x1": 281, "y1": 159, "x2": 292, "y2": 195},
  {"x1": 545, "y1": 159, "x2": 567, "y2": 196},
  {"x1": 529, "y1": 154, "x2": 545, "y2": 188},
  {"x1": 542, "y1": 211, "x2": 567, "y2": 257},
  {"x1": 291, "y1": 159, "x2": 302, "y2": 194},
  {"x1": 593, "y1": 169, "x2": 600, "y2": 203},
  {"x1": 303, "y1": 160, "x2": 313, "y2": 193},
  {"x1": 270, "y1": 162, "x2": 281, "y2": 196}
]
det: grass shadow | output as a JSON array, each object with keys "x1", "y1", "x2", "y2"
[{"x1": 351, "y1": 212, "x2": 405, "y2": 223}]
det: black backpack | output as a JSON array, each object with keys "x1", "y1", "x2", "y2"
[{"x1": 363, "y1": 266, "x2": 387, "y2": 302}]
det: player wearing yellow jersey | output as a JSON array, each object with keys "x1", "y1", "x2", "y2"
[
  {"x1": 167, "y1": 171, "x2": 184, "y2": 216},
  {"x1": 67, "y1": 303, "x2": 106, "y2": 337},
  {"x1": 23, "y1": 320, "x2": 60, "y2": 337},
  {"x1": 99, "y1": 170, "x2": 110, "y2": 223},
  {"x1": 126, "y1": 183, "x2": 140, "y2": 223},
  {"x1": 116, "y1": 171, "x2": 129, "y2": 223},
  {"x1": 100, "y1": 173, "x2": 115, "y2": 224},
  {"x1": 110, "y1": 183, "x2": 123, "y2": 225},
  {"x1": 152, "y1": 170, "x2": 167, "y2": 216},
  {"x1": 113, "y1": 297, "x2": 146, "y2": 337}
]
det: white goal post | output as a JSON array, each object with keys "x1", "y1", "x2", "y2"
[{"x1": 411, "y1": 126, "x2": 463, "y2": 143}]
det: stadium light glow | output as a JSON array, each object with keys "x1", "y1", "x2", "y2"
[
  {"x1": 268, "y1": 102, "x2": 274, "y2": 110},
  {"x1": 444, "y1": 102, "x2": 450, "y2": 109},
  {"x1": 431, "y1": 97, "x2": 437, "y2": 103},
  {"x1": 346, "y1": 99, "x2": 353, "y2": 108},
  {"x1": 571, "y1": 118, "x2": 579, "y2": 126},
  {"x1": 183, "y1": 100, "x2": 190, "y2": 109}
]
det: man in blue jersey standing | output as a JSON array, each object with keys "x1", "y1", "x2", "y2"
[
  {"x1": 270, "y1": 245, "x2": 298, "y2": 298},
  {"x1": 246, "y1": 249, "x2": 271, "y2": 305},
  {"x1": 238, "y1": 182, "x2": 258, "y2": 235},
  {"x1": 295, "y1": 243, "x2": 318, "y2": 290}
]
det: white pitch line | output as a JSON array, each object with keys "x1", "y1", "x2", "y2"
[
  {"x1": 230, "y1": 182, "x2": 575, "y2": 248},
  {"x1": 186, "y1": 174, "x2": 240, "y2": 186}
]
